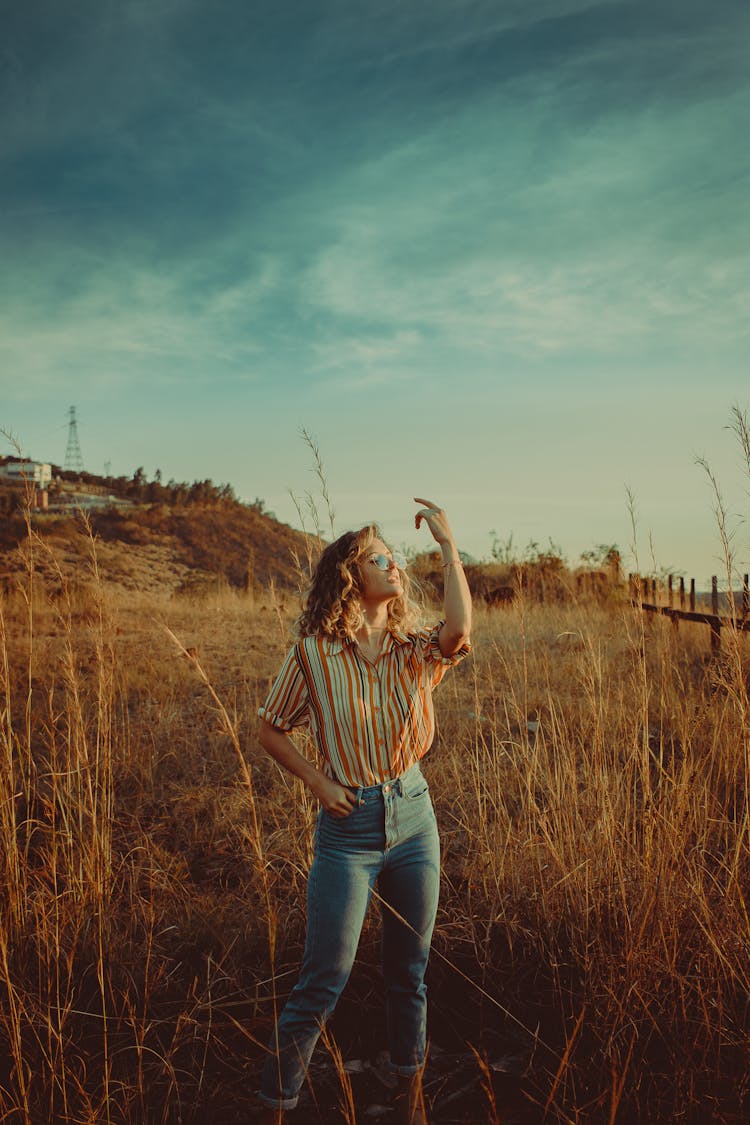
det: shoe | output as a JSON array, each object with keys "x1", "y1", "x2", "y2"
[{"x1": 393, "y1": 1073, "x2": 428, "y2": 1125}]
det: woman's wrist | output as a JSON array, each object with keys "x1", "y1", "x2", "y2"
[
  {"x1": 308, "y1": 769, "x2": 330, "y2": 797},
  {"x1": 440, "y1": 541, "x2": 461, "y2": 567}
]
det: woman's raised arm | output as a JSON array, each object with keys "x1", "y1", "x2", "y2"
[{"x1": 414, "y1": 498, "x2": 472, "y2": 656}]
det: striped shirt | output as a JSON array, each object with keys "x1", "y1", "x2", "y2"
[{"x1": 258, "y1": 622, "x2": 471, "y2": 786}]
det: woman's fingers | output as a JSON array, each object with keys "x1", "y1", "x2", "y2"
[
  {"x1": 332, "y1": 805, "x2": 354, "y2": 818},
  {"x1": 414, "y1": 498, "x2": 442, "y2": 529},
  {"x1": 327, "y1": 783, "x2": 358, "y2": 817},
  {"x1": 342, "y1": 789, "x2": 358, "y2": 810},
  {"x1": 413, "y1": 498, "x2": 451, "y2": 543}
]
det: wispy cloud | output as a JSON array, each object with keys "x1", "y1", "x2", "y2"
[
  {"x1": 0, "y1": 249, "x2": 282, "y2": 399},
  {"x1": 295, "y1": 96, "x2": 750, "y2": 368},
  {"x1": 3, "y1": 2, "x2": 748, "y2": 443}
]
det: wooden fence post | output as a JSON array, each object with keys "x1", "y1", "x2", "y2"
[{"x1": 634, "y1": 572, "x2": 749, "y2": 648}]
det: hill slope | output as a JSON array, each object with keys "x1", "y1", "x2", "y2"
[{"x1": 0, "y1": 502, "x2": 315, "y2": 595}]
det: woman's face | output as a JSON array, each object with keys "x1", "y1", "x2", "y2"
[{"x1": 357, "y1": 537, "x2": 403, "y2": 605}]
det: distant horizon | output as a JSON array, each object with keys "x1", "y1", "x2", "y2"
[{"x1": 3, "y1": 439, "x2": 748, "y2": 591}]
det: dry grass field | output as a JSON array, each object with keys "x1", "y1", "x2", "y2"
[{"x1": 0, "y1": 520, "x2": 748, "y2": 1123}]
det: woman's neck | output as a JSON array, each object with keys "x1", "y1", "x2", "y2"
[{"x1": 357, "y1": 603, "x2": 389, "y2": 638}]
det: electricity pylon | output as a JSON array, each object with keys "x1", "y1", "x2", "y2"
[{"x1": 64, "y1": 406, "x2": 84, "y2": 472}]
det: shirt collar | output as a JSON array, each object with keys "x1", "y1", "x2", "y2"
[
  {"x1": 385, "y1": 629, "x2": 411, "y2": 648},
  {"x1": 321, "y1": 629, "x2": 411, "y2": 655}
]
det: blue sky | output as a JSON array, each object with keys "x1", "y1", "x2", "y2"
[{"x1": 2, "y1": 0, "x2": 749, "y2": 583}]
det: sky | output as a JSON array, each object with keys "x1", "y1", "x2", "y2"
[{"x1": 2, "y1": 0, "x2": 749, "y2": 585}]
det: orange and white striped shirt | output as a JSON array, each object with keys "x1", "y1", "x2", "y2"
[{"x1": 258, "y1": 623, "x2": 471, "y2": 786}]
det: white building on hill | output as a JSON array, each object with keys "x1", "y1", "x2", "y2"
[{"x1": 0, "y1": 461, "x2": 52, "y2": 488}]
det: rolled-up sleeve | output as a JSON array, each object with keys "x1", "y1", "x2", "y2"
[
  {"x1": 258, "y1": 644, "x2": 310, "y2": 731},
  {"x1": 418, "y1": 621, "x2": 471, "y2": 688}
]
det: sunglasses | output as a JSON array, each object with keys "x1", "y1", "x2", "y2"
[{"x1": 367, "y1": 552, "x2": 407, "y2": 571}]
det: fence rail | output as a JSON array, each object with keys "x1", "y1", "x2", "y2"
[{"x1": 629, "y1": 572, "x2": 750, "y2": 651}]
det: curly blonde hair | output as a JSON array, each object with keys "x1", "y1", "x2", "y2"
[{"x1": 297, "y1": 525, "x2": 422, "y2": 640}]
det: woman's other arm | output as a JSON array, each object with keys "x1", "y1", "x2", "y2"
[{"x1": 257, "y1": 719, "x2": 357, "y2": 817}]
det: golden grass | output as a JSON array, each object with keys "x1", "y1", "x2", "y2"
[{"x1": 0, "y1": 525, "x2": 748, "y2": 1123}]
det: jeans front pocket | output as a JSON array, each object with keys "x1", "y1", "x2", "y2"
[{"x1": 401, "y1": 766, "x2": 429, "y2": 801}]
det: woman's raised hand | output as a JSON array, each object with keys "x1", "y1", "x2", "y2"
[{"x1": 414, "y1": 498, "x2": 454, "y2": 547}]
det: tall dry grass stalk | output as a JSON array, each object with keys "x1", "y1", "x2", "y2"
[
  {"x1": 286, "y1": 428, "x2": 335, "y2": 591},
  {"x1": 0, "y1": 486, "x2": 748, "y2": 1120}
]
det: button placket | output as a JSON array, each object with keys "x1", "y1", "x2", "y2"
[{"x1": 373, "y1": 667, "x2": 386, "y2": 751}]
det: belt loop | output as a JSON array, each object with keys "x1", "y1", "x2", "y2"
[{"x1": 355, "y1": 784, "x2": 365, "y2": 807}]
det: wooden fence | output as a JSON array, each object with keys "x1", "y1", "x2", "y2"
[{"x1": 629, "y1": 572, "x2": 750, "y2": 651}]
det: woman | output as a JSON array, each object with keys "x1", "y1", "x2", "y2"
[{"x1": 257, "y1": 499, "x2": 472, "y2": 1124}]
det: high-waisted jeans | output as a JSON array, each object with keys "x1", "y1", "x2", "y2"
[{"x1": 258, "y1": 762, "x2": 441, "y2": 1110}]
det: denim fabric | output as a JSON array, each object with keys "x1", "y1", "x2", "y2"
[{"x1": 259, "y1": 762, "x2": 440, "y2": 1110}]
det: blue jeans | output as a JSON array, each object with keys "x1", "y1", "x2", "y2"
[{"x1": 259, "y1": 762, "x2": 441, "y2": 1110}]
